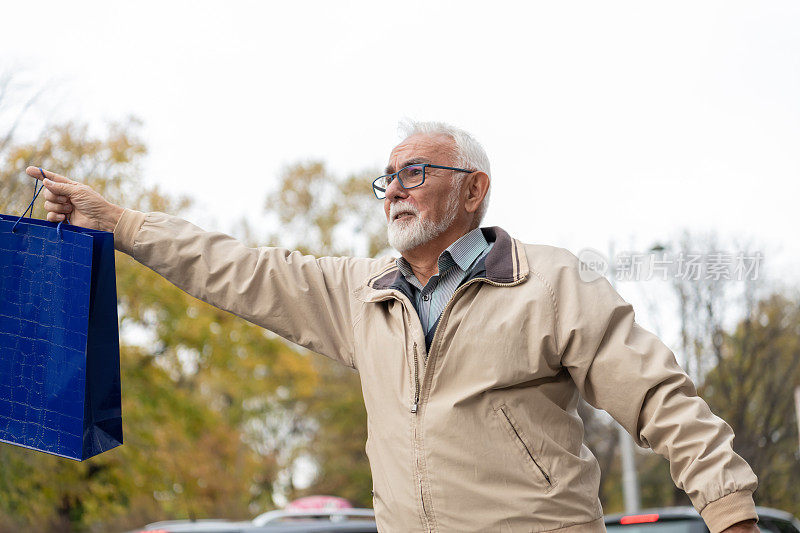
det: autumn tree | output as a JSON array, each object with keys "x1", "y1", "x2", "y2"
[
  {"x1": 265, "y1": 160, "x2": 387, "y2": 258},
  {"x1": 0, "y1": 109, "x2": 321, "y2": 531},
  {"x1": 261, "y1": 161, "x2": 386, "y2": 507}
]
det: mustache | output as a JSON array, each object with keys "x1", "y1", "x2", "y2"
[{"x1": 389, "y1": 201, "x2": 420, "y2": 221}]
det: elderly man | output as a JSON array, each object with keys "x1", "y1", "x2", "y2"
[{"x1": 32, "y1": 121, "x2": 759, "y2": 533}]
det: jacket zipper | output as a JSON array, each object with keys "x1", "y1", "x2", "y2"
[
  {"x1": 396, "y1": 301, "x2": 430, "y2": 530},
  {"x1": 411, "y1": 342, "x2": 420, "y2": 413},
  {"x1": 414, "y1": 276, "x2": 528, "y2": 413},
  {"x1": 409, "y1": 275, "x2": 527, "y2": 532}
]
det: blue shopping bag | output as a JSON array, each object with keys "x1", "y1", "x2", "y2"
[{"x1": 0, "y1": 208, "x2": 122, "y2": 461}]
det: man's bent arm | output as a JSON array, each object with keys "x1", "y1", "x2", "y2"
[{"x1": 533, "y1": 248, "x2": 758, "y2": 533}]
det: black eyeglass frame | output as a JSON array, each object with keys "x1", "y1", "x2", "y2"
[{"x1": 372, "y1": 164, "x2": 475, "y2": 199}]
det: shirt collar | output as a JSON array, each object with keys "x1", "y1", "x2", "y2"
[
  {"x1": 446, "y1": 227, "x2": 489, "y2": 271},
  {"x1": 395, "y1": 228, "x2": 489, "y2": 285},
  {"x1": 366, "y1": 226, "x2": 529, "y2": 293}
]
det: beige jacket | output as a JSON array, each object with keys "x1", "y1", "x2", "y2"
[{"x1": 114, "y1": 210, "x2": 758, "y2": 533}]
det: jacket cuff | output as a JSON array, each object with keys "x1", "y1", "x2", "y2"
[
  {"x1": 700, "y1": 491, "x2": 758, "y2": 533},
  {"x1": 113, "y1": 209, "x2": 147, "y2": 256}
]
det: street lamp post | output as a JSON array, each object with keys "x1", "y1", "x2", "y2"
[{"x1": 608, "y1": 243, "x2": 641, "y2": 514}]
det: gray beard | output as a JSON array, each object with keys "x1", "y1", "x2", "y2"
[{"x1": 387, "y1": 194, "x2": 460, "y2": 253}]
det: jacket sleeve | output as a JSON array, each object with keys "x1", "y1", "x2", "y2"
[
  {"x1": 113, "y1": 209, "x2": 376, "y2": 368},
  {"x1": 543, "y1": 248, "x2": 758, "y2": 533}
]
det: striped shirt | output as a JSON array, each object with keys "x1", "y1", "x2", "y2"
[{"x1": 396, "y1": 228, "x2": 493, "y2": 340}]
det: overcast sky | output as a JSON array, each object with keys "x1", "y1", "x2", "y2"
[{"x1": 2, "y1": 1, "x2": 798, "y2": 319}]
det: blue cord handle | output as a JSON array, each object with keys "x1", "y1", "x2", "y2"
[
  {"x1": 11, "y1": 168, "x2": 46, "y2": 232},
  {"x1": 11, "y1": 167, "x2": 67, "y2": 238}
]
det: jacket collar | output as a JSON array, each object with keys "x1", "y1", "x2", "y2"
[{"x1": 364, "y1": 227, "x2": 529, "y2": 291}]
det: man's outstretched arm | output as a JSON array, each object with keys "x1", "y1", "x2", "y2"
[{"x1": 32, "y1": 166, "x2": 381, "y2": 368}]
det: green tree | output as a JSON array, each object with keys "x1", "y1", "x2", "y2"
[
  {"x1": 701, "y1": 293, "x2": 800, "y2": 517},
  {"x1": 622, "y1": 288, "x2": 800, "y2": 517},
  {"x1": 578, "y1": 235, "x2": 795, "y2": 516}
]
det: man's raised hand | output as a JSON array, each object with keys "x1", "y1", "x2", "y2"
[{"x1": 26, "y1": 167, "x2": 124, "y2": 232}]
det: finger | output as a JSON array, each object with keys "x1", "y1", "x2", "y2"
[
  {"x1": 25, "y1": 166, "x2": 75, "y2": 185},
  {"x1": 41, "y1": 178, "x2": 78, "y2": 197},
  {"x1": 44, "y1": 200, "x2": 73, "y2": 214},
  {"x1": 46, "y1": 212, "x2": 67, "y2": 223},
  {"x1": 43, "y1": 189, "x2": 69, "y2": 204}
]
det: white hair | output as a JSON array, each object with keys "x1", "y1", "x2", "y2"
[{"x1": 397, "y1": 119, "x2": 491, "y2": 227}]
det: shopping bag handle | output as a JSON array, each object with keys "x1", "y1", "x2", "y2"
[{"x1": 12, "y1": 167, "x2": 68, "y2": 238}]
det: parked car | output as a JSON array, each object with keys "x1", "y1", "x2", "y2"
[
  {"x1": 604, "y1": 506, "x2": 800, "y2": 533},
  {"x1": 129, "y1": 508, "x2": 378, "y2": 533},
  {"x1": 133, "y1": 504, "x2": 799, "y2": 532}
]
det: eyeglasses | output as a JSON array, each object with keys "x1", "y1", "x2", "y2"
[{"x1": 372, "y1": 164, "x2": 474, "y2": 199}]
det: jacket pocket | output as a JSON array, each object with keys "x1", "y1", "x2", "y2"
[{"x1": 494, "y1": 404, "x2": 554, "y2": 491}]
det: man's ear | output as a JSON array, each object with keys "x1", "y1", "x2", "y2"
[{"x1": 463, "y1": 171, "x2": 490, "y2": 214}]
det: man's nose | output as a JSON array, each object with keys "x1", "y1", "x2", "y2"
[{"x1": 385, "y1": 177, "x2": 409, "y2": 201}]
